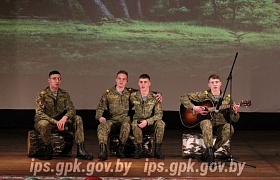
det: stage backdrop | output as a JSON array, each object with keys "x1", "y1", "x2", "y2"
[{"x1": 0, "y1": 0, "x2": 279, "y2": 112}]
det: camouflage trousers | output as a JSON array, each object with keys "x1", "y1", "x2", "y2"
[
  {"x1": 200, "y1": 119, "x2": 234, "y2": 149},
  {"x1": 132, "y1": 120, "x2": 165, "y2": 144},
  {"x1": 34, "y1": 115, "x2": 85, "y2": 145},
  {"x1": 97, "y1": 119, "x2": 131, "y2": 145}
]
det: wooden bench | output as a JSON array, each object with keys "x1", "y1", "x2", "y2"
[{"x1": 27, "y1": 130, "x2": 73, "y2": 157}]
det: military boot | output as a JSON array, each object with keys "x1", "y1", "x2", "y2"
[
  {"x1": 213, "y1": 147, "x2": 217, "y2": 153},
  {"x1": 98, "y1": 143, "x2": 107, "y2": 161},
  {"x1": 116, "y1": 144, "x2": 126, "y2": 158},
  {"x1": 39, "y1": 144, "x2": 53, "y2": 160},
  {"x1": 154, "y1": 143, "x2": 165, "y2": 159},
  {"x1": 77, "y1": 143, "x2": 93, "y2": 160},
  {"x1": 133, "y1": 143, "x2": 144, "y2": 159},
  {"x1": 212, "y1": 147, "x2": 217, "y2": 158},
  {"x1": 201, "y1": 147, "x2": 215, "y2": 164}
]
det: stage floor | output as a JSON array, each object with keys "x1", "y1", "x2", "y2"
[{"x1": 0, "y1": 128, "x2": 279, "y2": 179}]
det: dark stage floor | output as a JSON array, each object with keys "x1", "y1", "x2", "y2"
[{"x1": 0, "y1": 128, "x2": 279, "y2": 179}]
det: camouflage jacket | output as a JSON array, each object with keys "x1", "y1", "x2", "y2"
[
  {"x1": 130, "y1": 91, "x2": 163, "y2": 126},
  {"x1": 34, "y1": 87, "x2": 76, "y2": 124},
  {"x1": 180, "y1": 89, "x2": 240, "y2": 124},
  {"x1": 95, "y1": 86, "x2": 136, "y2": 121}
]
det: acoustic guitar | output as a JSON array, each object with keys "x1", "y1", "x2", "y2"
[{"x1": 179, "y1": 100, "x2": 251, "y2": 128}]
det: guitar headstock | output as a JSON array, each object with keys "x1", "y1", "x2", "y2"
[{"x1": 240, "y1": 100, "x2": 251, "y2": 107}]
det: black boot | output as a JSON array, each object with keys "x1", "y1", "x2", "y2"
[
  {"x1": 142, "y1": 144, "x2": 151, "y2": 158},
  {"x1": 77, "y1": 143, "x2": 93, "y2": 160},
  {"x1": 98, "y1": 143, "x2": 107, "y2": 161},
  {"x1": 133, "y1": 143, "x2": 144, "y2": 159},
  {"x1": 116, "y1": 144, "x2": 125, "y2": 158},
  {"x1": 213, "y1": 147, "x2": 217, "y2": 153},
  {"x1": 213, "y1": 147, "x2": 217, "y2": 158},
  {"x1": 154, "y1": 143, "x2": 165, "y2": 159},
  {"x1": 39, "y1": 144, "x2": 53, "y2": 160},
  {"x1": 201, "y1": 147, "x2": 215, "y2": 164}
]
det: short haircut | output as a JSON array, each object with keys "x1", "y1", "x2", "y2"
[
  {"x1": 49, "y1": 70, "x2": 61, "y2": 77},
  {"x1": 208, "y1": 74, "x2": 220, "y2": 81},
  {"x1": 116, "y1": 70, "x2": 128, "y2": 78},
  {"x1": 139, "y1": 74, "x2": 150, "y2": 80}
]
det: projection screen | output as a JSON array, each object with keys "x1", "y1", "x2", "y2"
[{"x1": 0, "y1": 1, "x2": 279, "y2": 112}]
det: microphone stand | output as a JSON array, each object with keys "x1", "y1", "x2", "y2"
[{"x1": 218, "y1": 52, "x2": 256, "y2": 168}]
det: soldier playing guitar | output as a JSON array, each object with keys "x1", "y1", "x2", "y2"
[{"x1": 180, "y1": 74, "x2": 242, "y2": 165}]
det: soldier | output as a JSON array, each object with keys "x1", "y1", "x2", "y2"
[
  {"x1": 34, "y1": 70, "x2": 93, "y2": 160},
  {"x1": 180, "y1": 74, "x2": 240, "y2": 164},
  {"x1": 130, "y1": 74, "x2": 165, "y2": 159},
  {"x1": 95, "y1": 70, "x2": 162, "y2": 161}
]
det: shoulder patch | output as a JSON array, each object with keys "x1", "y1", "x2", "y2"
[
  {"x1": 152, "y1": 91, "x2": 158, "y2": 95},
  {"x1": 227, "y1": 94, "x2": 231, "y2": 97},
  {"x1": 40, "y1": 90, "x2": 46, "y2": 95},
  {"x1": 204, "y1": 90, "x2": 208, "y2": 95},
  {"x1": 126, "y1": 87, "x2": 133, "y2": 92},
  {"x1": 60, "y1": 89, "x2": 67, "y2": 93},
  {"x1": 105, "y1": 89, "x2": 110, "y2": 93}
]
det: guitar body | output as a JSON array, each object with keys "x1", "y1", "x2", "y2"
[
  {"x1": 180, "y1": 100, "x2": 214, "y2": 128},
  {"x1": 179, "y1": 99, "x2": 251, "y2": 128}
]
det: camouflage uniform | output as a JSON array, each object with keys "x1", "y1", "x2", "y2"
[
  {"x1": 130, "y1": 91, "x2": 165, "y2": 144},
  {"x1": 180, "y1": 90, "x2": 240, "y2": 150},
  {"x1": 95, "y1": 87, "x2": 136, "y2": 145},
  {"x1": 34, "y1": 87, "x2": 85, "y2": 145}
]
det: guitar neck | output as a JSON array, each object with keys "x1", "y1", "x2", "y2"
[{"x1": 208, "y1": 104, "x2": 230, "y2": 112}]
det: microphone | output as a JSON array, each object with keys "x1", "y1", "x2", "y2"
[{"x1": 137, "y1": 120, "x2": 142, "y2": 124}]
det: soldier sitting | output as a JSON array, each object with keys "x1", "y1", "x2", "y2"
[
  {"x1": 130, "y1": 74, "x2": 165, "y2": 159},
  {"x1": 180, "y1": 74, "x2": 240, "y2": 165},
  {"x1": 34, "y1": 70, "x2": 93, "y2": 160}
]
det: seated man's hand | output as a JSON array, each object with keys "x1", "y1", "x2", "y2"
[
  {"x1": 57, "y1": 116, "x2": 68, "y2": 131},
  {"x1": 138, "y1": 120, "x2": 147, "y2": 128},
  {"x1": 232, "y1": 102, "x2": 240, "y2": 114},
  {"x1": 99, "y1": 117, "x2": 106, "y2": 123},
  {"x1": 193, "y1": 106, "x2": 208, "y2": 115},
  {"x1": 156, "y1": 93, "x2": 162, "y2": 102}
]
